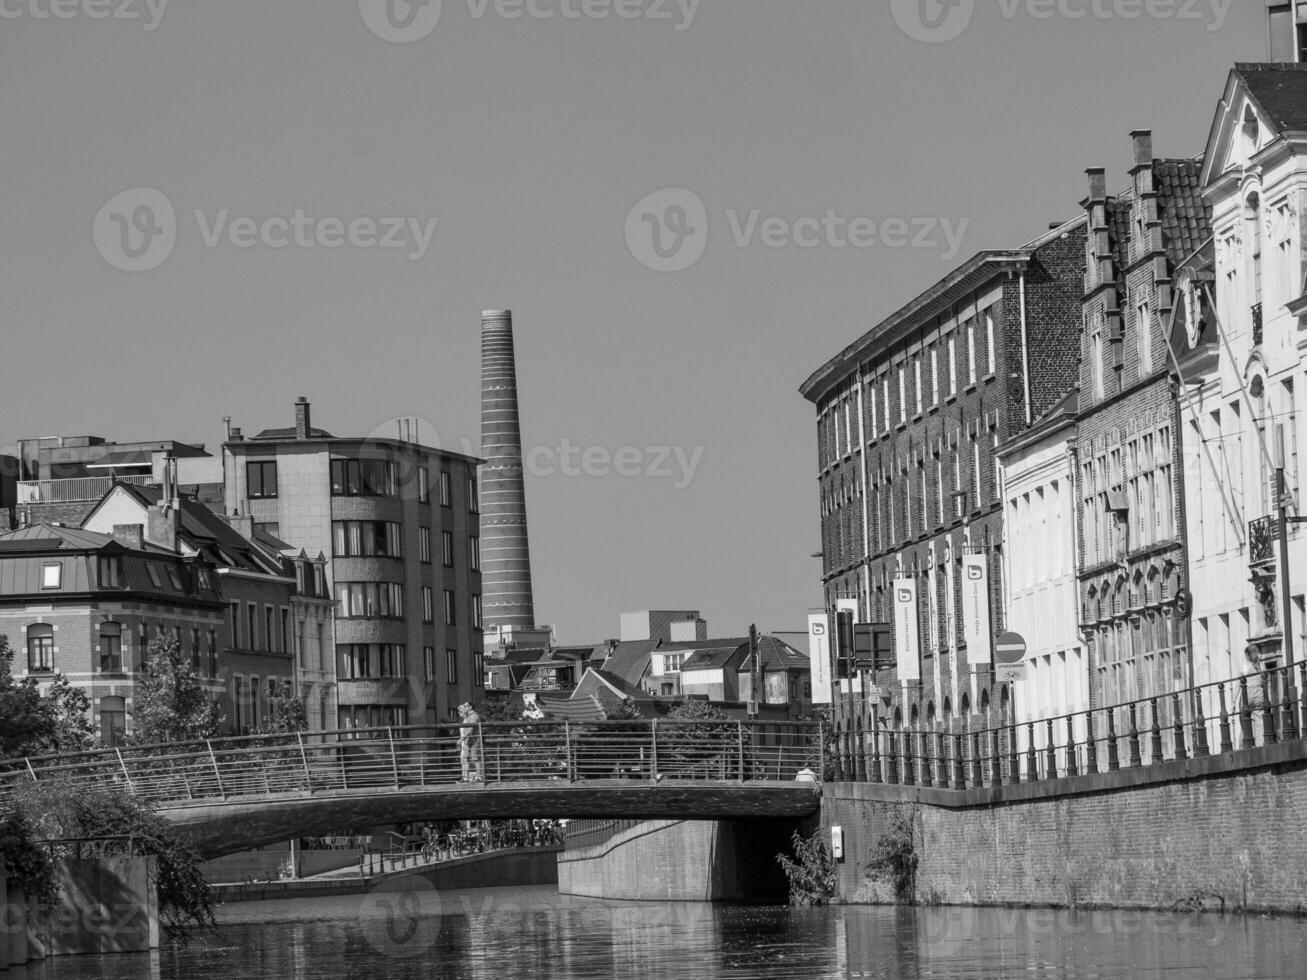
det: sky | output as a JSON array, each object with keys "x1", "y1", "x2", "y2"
[{"x1": 0, "y1": 0, "x2": 1269, "y2": 644}]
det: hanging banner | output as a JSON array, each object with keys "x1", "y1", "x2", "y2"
[
  {"x1": 893, "y1": 576, "x2": 920, "y2": 682},
  {"x1": 961, "y1": 553, "x2": 993, "y2": 666},
  {"x1": 808, "y1": 611, "x2": 832, "y2": 704}
]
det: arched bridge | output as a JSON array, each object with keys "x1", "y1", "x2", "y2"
[{"x1": 1, "y1": 720, "x2": 823, "y2": 857}]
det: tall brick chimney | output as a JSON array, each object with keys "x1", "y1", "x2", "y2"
[
  {"x1": 295, "y1": 396, "x2": 311, "y2": 440},
  {"x1": 480, "y1": 310, "x2": 536, "y2": 630}
]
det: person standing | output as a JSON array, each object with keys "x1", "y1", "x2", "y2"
[{"x1": 458, "y1": 702, "x2": 483, "y2": 781}]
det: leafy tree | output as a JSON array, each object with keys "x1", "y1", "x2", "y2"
[
  {"x1": 661, "y1": 699, "x2": 735, "y2": 775},
  {"x1": 7, "y1": 779, "x2": 215, "y2": 940},
  {"x1": 41, "y1": 672, "x2": 94, "y2": 754},
  {"x1": 0, "y1": 635, "x2": 55, "y2": 758},
  {"x1": 128, "y1": 634, "x2": 222, "y2": 746},
  {"x1": 260, "y1": 692, "x2": 308, "y2": 734},
  {"x1": 776, "y1": 829, "x2": 837, "y2": 906}
]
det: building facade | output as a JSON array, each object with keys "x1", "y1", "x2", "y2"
[
  {"x1": 1181, "y1": 65, "x2": 1307, "y2": 694},
  {"x1": 221, "y1": 398, "x2": 484, "y2": 729},
  {"x1": 801, "y1": 219, "x2": 1087, "y2": 726},
  {"x1": 0, "y1": 523, "x2": 226, "y2": 746},
  {"x1": 1074, "y1": 134, "x2": 1211, "y2": 718}
]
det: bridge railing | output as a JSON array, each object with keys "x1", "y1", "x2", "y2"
[
  {"x1": 827, "y1": 663, "x2": 1307, "y2": 789},
  {"x1": 0, "y1": 719, "x2": 822, "y2": 807}
]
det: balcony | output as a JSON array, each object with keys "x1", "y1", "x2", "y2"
[
  {"x1": 17, "y1": 474, "x2": 157, "y2": 505},
  {"x1": 1252, "y1": 302, "x2": 1264, "y2": 347}
]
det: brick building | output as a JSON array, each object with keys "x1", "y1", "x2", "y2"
[
  {"x1": 0, "y1": 523, "x2": 226, "y2": 746},
  {"x1": 81, "y1": 480, "x2": 334, "y2": 733},
  {"x1": 1074, "y1": 133, "x2": 1211, "y2": 716},
  {"x1": 800, "y1": 218, "x2": 1087, "y2": 726},
  {"x1": 221, "y1": 398, "x2": 484, "y2": 729}
]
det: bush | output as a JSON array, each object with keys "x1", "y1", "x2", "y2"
[
  {"x1": 866, "y1": 809, "x2": 918, "y2": 903},
  {"x1": 776, "y1": 829, "x2": 837, "y2": 906}
]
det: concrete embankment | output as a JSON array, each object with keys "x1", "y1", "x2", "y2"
[
  {"x1": 2, "y1": 856, "x2": 159, "y2": 971},
  {"x1": 214, "y1": 845, "x2": 561, "y2": 903},
  {"x1": 557, "y1": 819, "x2": 805, "y2": 903},
  {"x1": 822, "y1": 740, "x2": 1307, "y2": 914}
]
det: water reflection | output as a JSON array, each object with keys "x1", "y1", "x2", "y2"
[{"x1": 25, "y1": 885, "x2": 1307, "y2": 980}]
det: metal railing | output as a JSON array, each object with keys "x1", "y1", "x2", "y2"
[
  {"x1": 0, "y1": 719, "x2": 822, "y2": 808},
  {"x1": 17, "y1": 474, "x2": 156, "y2": 505},
  {"x1": 827, "y1": 664, "x2": 1305, "y2": 789}
]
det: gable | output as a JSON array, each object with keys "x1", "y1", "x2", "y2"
[{"x1": 1202, "y1": 67, "x2": 1306, "y2": 191}]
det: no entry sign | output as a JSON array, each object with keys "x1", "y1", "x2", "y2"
[{"x1": 994, "y1": 631, "x2": 1027, "y2": 682}]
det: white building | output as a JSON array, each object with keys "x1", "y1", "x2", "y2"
[
  {"x1": 996, "y1": 391, "x2": 1089, "y2": 726},
  {"x1": 1180, "y1": 63, "x2": 1307, "y2": 699}
]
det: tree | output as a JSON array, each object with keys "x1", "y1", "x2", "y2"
[
  {"x1": 0, "y1": 635, "x2": 93, "y2": 759},
  {"x1": 41, "y1": 672, "x2": 94, "y2": 754},
  {"x1": 129, "y1": 634, "x2": 222, "y2": 746},
  {"x1": 260, "y1": 692, "x2": 308, "y2": 734}
]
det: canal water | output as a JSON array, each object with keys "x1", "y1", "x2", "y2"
[{"x1": 31, "y1": 883, "x2": 1307, "y2": 979}]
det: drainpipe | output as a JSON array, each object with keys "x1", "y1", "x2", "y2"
[{"x1": 1019, "y1": 271, "x2": 1033, "y2": 427}]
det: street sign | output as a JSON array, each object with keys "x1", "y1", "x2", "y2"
[
  {"x1": 994, "y1": 631, "x2": 1027, "y2": 665},
  {"x1": 996, "y1": 664, "x2": 1027, "y2": 684}
]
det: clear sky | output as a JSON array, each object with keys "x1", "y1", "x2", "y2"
[{"x1": 0, "y1": 0, "x2": 1267, "y2": 643}]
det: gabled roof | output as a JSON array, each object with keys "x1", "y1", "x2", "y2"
[
  {"x1": 576, "y1": 667, "x2": 658, "y2": 703},
  {"x1": 598, "y1": 640, "x2": 660, "y2": 686},
  {"x1": 95, "y1": 484, "x2": 284, "y2": 575},
  {"x1": 1235, "y1": 63, "x2": 1307, "y2": 134},
  {"x1": 680, "y1": 646, "x2": 747, "y2": 671},
  {"x1": 754, "y1": 635, "x2": 810, "y2": 672}
]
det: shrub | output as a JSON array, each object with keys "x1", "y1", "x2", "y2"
[
  {"x1": 776, "y1": 829, "x2": 837, "y2": 906},
  {"x1": 866, "y1": 808, "x2": 918, "y2": 903}
]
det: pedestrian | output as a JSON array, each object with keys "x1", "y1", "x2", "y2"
[{"x1": 458, "y1": 702, "x2": 483, "y2": 780}]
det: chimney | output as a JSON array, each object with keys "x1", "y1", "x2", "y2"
[
  {"x1": 229, "y1": 427, "x2": 243, "y2": 442},
  {"x1": 1130, "y1": 129, "x2": 1153, "y2": 170},
  {"x1": 145, "y1": 505, "x2": 179, "y2": 552},
  {"x1": 222, "y1": 416, "x2": 232, "y2": 441},
  {"x1": 1268, "y1": 2, "x2": 1301, "y2": 62},
  {"x1": 480, "y1": 310, "x2": 537, "y2": 630},
  {"x1": 227, "y1": 513, "x2": 255, "y2": 542},
  {"x1": 112, "y1": 524, "x2": 145, "y2": 550},
  {"x1": 1086, "y1": 167, "x2": 1107, "y2": 203},
  {"x1": 295, "y1": 397, "x2": 311, "y2": 440}
]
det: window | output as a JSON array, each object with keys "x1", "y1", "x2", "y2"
[
  {"x1": 146, "y1": 563, "x2": 163, "y2": 589},
  {"x1": 40, "y1": 563, "x2": 62, "y2": 590},
  {"x1": 422, "y1": 587, "x2": 434, "y2": 624},
  {"x1": 966, "y1": 318, "x2": 977, "y2": 384},
  {"x1": 444, "y1": 590, "x2": 456, "y2": 625},
  {"x1": 334, "y1": 582, "x2": 405, "y2": 619},
  {"x1": 473, "y1": 595, "x2": 483, "y2": 629},
  {"x1": 881, "y1": 377, "x2": 890, "y2": 431},
  {"x1": 208, "y1": 630, "x2": 217, "y2": 677},
  {"x1": 248, "y1": 604, "x2": 257, "y2": 650},
  {"x1": 442, "y1": 531, "x2": 454, "y2": 567},
  {"x1": 98, "y1": 555, "x2": 123, "y2": 589},
  {"x1": 264, "y1": 607, "x2": 274, "y2": 652},
  {"x1": 419, "y1": 528, "x2": 432, "y2": 564},
  {"x1": 27, "y1": 625, "x2": 53, "y2": 672},
  {"x1": 971, "y1": 434, "x2": 981, "y2": 509},
  {"x1": 936, "y1": 457, "x2": 945, "y2": 526},
  {"x1": 281, "y1": 609, "x2": 290, "y2": 657},
  {"x1": 99, "y1": 696, "x2": 126, "y2": 747},
  {"x1": 255, "y1": 521, "x2": 280, "y2": 539},
  {"x1": 474, "y1": 651, "x2": 484, "y2": 688},
  {"x1": 99, "y1": 623, "x2": 122, "y2": 672},
  {"x1": 1137, "y1": 301, "x2": 1153, "y2": 375},
  {"x1": 468, "y1": 476, "x2": 479, "y2": 513},
  {"x1": 191, "y1": 627, "x2": 201, "y2": 671},
  {"x1": 897, "y1": 365, "x2": 906, "y2": 424},
  {"x1": 446, "y1": 649, "x2": 458, "y2": 685},
  {"x1": 985, "y1": 312, "x2": 995, "y2": 376},
  {"x1": 913, "y1": 356, "x2": 923, "y2": 415},
  {"x1": 418, "y1": 465, "x2": 430, "y2": 503},
  {"x1": 139, "y1": 622, "x2": 149, "y2": 664},
  {"x1": 247, "y1": 461, "x2": 278, "y2": 499},
  {"x1": 470, "y1": 536, "x2": 480, "y2": 572},
  {"x1": 424, "y1": 646, "x2": 437, "y2": 683},
  {"x1": 330, "y1": 458, "x2": 399, "y2": 497},
  {"x1": 947, "y1": 335, "x2": 958, "y2": 395},
  {"x1": 1091, "y1": 325, "x2": 1105, "y2": 400},
  {"x1": 439, "y1": 471, "x2": 452, "y2": 507},
  {"x1": 332, "y1": 521, "x2": 403, "y2": 558},
  {"x1": 930, "y1": 346, "x2": 939, "y2": 405},
  {"x1": 337, "y1": 644, "x2": 408, "y2": 679}
]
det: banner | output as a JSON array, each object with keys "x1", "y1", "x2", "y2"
[
  {"x1": 961, "y1": 553, "x2": 992, "y2": 666},
  {"x1": 807, "y1": 611, "x2": 832, "y2": 704},
  {"x1": 893, "y1": 577, "x2": 920, "y2": 682}
]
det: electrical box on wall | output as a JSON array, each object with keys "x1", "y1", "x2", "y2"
[{"x1": 831, "y1": 825, "x2": 844, "y2": 862}]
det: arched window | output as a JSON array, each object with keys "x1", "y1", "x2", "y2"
[
  {"x1": 999, "y1": 685, "x2": 1011, "y2": 724},
  {"x1": 26, "y1": 624, "x2": 53, "y2": 673},
  {"x1": 893, "y1": 706, "x2": 903, "y2": 730},
  {"x1": 960, "y1": 692, "x2": 971, "y2": 718},
  {"x1": 909, "y1": 703, "x2": 919, "y2": 729},
  {"x1": 99, "y1": 622, "x2": 122, "y2": 672},
  {"x1": 926, "y1": 701, "x2": 936, "y2": 728},
  {"x1": 979, "y1": 688, "x2": 991, "y2": 722},
  {"x1": 942, "y1": 696, "x2": 953, "y2": 726}
]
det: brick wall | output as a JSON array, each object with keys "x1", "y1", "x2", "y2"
[{"x1": 823, "y1": 748, "x2": 1307, "y2": 914}]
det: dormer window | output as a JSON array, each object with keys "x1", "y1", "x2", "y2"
[{"x1": 40, "y1": 562, "x2": 62, "y2": 590}]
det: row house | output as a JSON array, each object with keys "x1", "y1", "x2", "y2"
[
  {"x1": 800, "y1": 220, "x2": 1086, "y2": 726},
  {"x1": 1181, "y1": 63, "x2": 1307, "y2": 700},
  {"x1": 1073, "y1": 134, "x2": 1211, "y2": 720},
  {"x1": 0, "y1": 523, "x2": 226, "y2": 747}
]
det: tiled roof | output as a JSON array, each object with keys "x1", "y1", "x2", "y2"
[
  {"x1": 599, "y1": 640, "x2": 660, "y2": 686},
  {"x1": 1235, "y1": 63, "x2": 1307, "y2": 134},
  {"x1": 114, "y1": 485, "x2": 281, "y2": 574},
  {"x1": 1104, "y1": 157, "x2": 1211, "y2": 274},
  {"x1": 755, "y1": 635, "x2": 810, "y2": 672},
  {"x1": 0, "y1": 524, "x2": 123, "y2": 552},
  {"x1": 680, "y1": 646, "x2": 747, "y2": 671}
]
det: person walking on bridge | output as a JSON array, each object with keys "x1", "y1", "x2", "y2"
[{"x1": 458, "y1": 702, "x2": 483, "y2": 781}]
